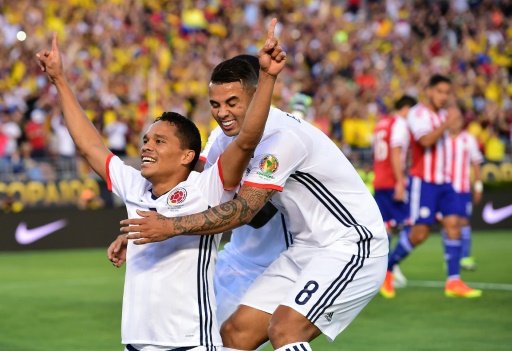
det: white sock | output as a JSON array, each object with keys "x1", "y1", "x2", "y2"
[
  {"x1": 223, "y1": 348, "x2": 246, "y2": 351},
  {"x1": 275, "y1": 342, "x2": 312, "y2": 351}
]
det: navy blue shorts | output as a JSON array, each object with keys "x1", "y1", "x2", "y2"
[
  {"x1": 408, "y1": 176, "x2": 459, "y2": 225},
  {"x1": 454, "y1": 192, "x2": 472, "y2": 219},
  {"x1": 374, "y1": 189, "x2": 409, "y2": 228}
]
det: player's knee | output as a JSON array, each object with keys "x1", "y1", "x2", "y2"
[
  {"x1": 268, "y1": 318, "x2": 289, "y2": 345},
  {"x1": 442, "y1": 216, "x2": 461, "y2": 239},
  {"x1": 220, "y1": 316, "x2": 255, "y2": 345},
  {"x1": 268, "y1": 306, "x2": 319, "y2": 345},
  {"x1": 410, "y1": 225, "x2": 429, "y2": 245},
  {"x1": 410, "y1": 231, "x2": 427, "y2": 245},
  {"x1": 220, "y1": 318, "x2": 240, "y2": 343},
  {"x1": 221, "y1": 315, "x2": 268, "y2": 349}
]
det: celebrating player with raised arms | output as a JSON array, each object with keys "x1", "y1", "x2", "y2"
[
  {"x1": 120, "y1": 23, "x2": 389, "y2": 351},
  {"x1": 37, "y1": 18, "x2": 286, "y2": 351},
  {"x1": 197, "y1": 54, "x2": 289, "y2": 327}
]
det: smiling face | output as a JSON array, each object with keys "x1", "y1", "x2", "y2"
[
  {"x1": 139, "y1": 120, "x2": 190, "y2": 183},
  {"x1": 208, "y1": 81, "x2": 255, "y2": 137}
]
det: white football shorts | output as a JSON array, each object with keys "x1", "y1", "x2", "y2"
[{"x1": 240, "y1": 245, "x2": 387, "y2": 341}]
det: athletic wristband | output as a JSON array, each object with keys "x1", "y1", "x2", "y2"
[{"x1": 474, "y1": 181, "x2": 483, "y2": 192}]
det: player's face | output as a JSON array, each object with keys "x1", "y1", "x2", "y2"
[
  {"x1": 427, "y1": 82, "x2": 451, "y2": 111},
  {"x1": 208, "y1": 81, "x2": 254, "y2": 137},
  {"x1": 447, "y1": 108, "x2": 463, "y2": 134},
  {"x1": 139, "y1": 121, "x2": 187, "y2": 181},
  {"x1": 398, "y1": 106, "x2": 412, "y2": 118}
]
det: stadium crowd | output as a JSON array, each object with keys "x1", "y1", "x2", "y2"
[{"x1": 1, "y1": 0, "x2": 511, "y2": 182}]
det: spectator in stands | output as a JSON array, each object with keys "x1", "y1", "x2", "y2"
[
  {"x1": 24, "y1": 108, "x2": 48, "y2": 159},
  {"x1": 51, "y1": 113, "x2": 76, "y2": 179},
  {"x1": 0, "y1": 109, "x2": 22, "y2": 178},
  {"x1": 103, "y1": 112, "x2": 129, "y2": 157}
]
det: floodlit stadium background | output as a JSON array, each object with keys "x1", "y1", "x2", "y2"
[{"x1": 1, "y1": 1, "x2": 511, "y2": 350}]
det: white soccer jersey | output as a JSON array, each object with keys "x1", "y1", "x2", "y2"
[
  {"x1": 107, "y1": 154, "x2": 233, "y2": 348},
  {"x1": 216, "y1": 108, "x2": 387, "y2": 257},
  {"x1": 408, "y1": 103, "x2": 451, "y2": 184},
  {"x1": 204, "y1": 127, "x2": 290, "y2": 270},
  {"x1": 445, "y1": 131, "x2": 483, "y2": 193},
  {"x1": 199, "y1": 126, "x2": 223, "y2": 162}
]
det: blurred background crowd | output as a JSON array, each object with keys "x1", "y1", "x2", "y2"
[{"x1": 1, "y1": 0, "x2": 511, "y2": 187}]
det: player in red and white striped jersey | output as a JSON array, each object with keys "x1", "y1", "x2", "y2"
[
  {"x1": 445, "y1": 110, "x2": 484, "y2": 195},
  {"x1": 382, "y1": 75, "x2": 482, "y2": 299},
  {"x1": 408, "y1": 103, "x2": 451, "y2": 184},
  {"x1": 373, "y1": 96, "x2": 416, "y2": 287},
  {"x1": 444, "y1": 106, "x2": 484, "y2": 271},
  {"x1": 373, "y1": 95, "x2": 416, "y2": 229}
]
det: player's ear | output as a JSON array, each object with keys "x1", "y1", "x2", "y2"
[{"x1": 181, "y1": 149, "x2": 196, "y2": 167}]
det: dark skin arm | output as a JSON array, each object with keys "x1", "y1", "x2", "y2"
[{"x1": 122, "y1": 186, "x2": 276, "y2": 244}]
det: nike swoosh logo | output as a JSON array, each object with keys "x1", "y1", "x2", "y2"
[
  {"x1": 15, "y1": 219, "x2": 68, "y2": 245},
  {"x1": 482, "y1": 202, "x2": 512, "y2": 224}
]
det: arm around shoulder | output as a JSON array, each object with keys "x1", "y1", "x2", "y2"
[{"x1": 123, "y1": 185, "x2": 276, "y2": 244}]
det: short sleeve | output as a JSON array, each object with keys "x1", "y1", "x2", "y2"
[
  {"x1": 203, "y1": 129, "x2": 234, "y2": 171},
  {"x1": 407, "y1": 106, "x2": 433, "y2": 141},
  {"x1": 390, "y1": 117, "x2": 409, "y2": 148},
  {"x1": 468, "y1": 133, "x2": 484, "y2": 164},
  {"x1": 242, "y1": 131, "x2": 307, "y2": 191},
  {"x1": 192, "y1": 159, "x2": 236, "y2": 206},
  {"x1": 199, "y1": 126, "x2": 223, "y2": 164},
  {"x1": 106, "y1": 155, "x2": 145, "y2": 201}
]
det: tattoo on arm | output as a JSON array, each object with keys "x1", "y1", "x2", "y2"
[{"x1": 172, "y1": 187, "x2": 276, "y2": 235}]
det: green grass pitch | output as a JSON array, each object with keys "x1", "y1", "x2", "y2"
[{"x1": 1, "y1": 230, "x2": 511, "y2": 351}]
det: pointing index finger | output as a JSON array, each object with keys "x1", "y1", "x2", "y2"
[
  {"x1": 267, "y1": 18, "x2": 277, "y2": 40},
  {"x1": 51, "y1": 32, "x2": 58, "y2": 52}
]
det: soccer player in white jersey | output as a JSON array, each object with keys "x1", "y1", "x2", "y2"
[
  {"x1": 197, "y1": 54, "x2": 291, "y2": 327},
  {"x1": 200, "y1": 123, "x2": 288, "y2": 326},
  {"x1": 122, "y1": 36, "x2": 388, "y2": 351},
  {"x1": 36, "y1": 20, "x2": 286, "y2": 351},
  {"x1": 381, "y1": 75, "x2": 482, "y2": 299},
  {"x1": 444, "y1": 106, "x2": 484, "y2": 271}
]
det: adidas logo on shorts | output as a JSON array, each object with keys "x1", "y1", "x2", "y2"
[{"x1": 324, "y1": 312, "x2": 334, "y2": 322}]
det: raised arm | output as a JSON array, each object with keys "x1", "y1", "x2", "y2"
[
  {"x1": 220, "y1": 18, "x2": 286, "y2": 189},
  {"x1": 36, "y1": 33, "x2": 110, "y2": 181},
  {"x1": 123, "y1": 185, "x2": 276, "y2": 244}
]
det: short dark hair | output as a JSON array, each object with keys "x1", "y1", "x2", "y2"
[
  {"x1": 231, "y1": 54, "x2": 260, "y2": 76},
  {"x1": 394, "y1": 95, "x2": 417, "y2": 110},
  {"x1": 154, "y1": 112, "x2": 201, "y2": 170},
  {"x1": 210, "y1": 56, "x2": 259, "y2": 90},
  {"x1": 428, "y1": 74, "x2": 451, "y2": 87}
]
